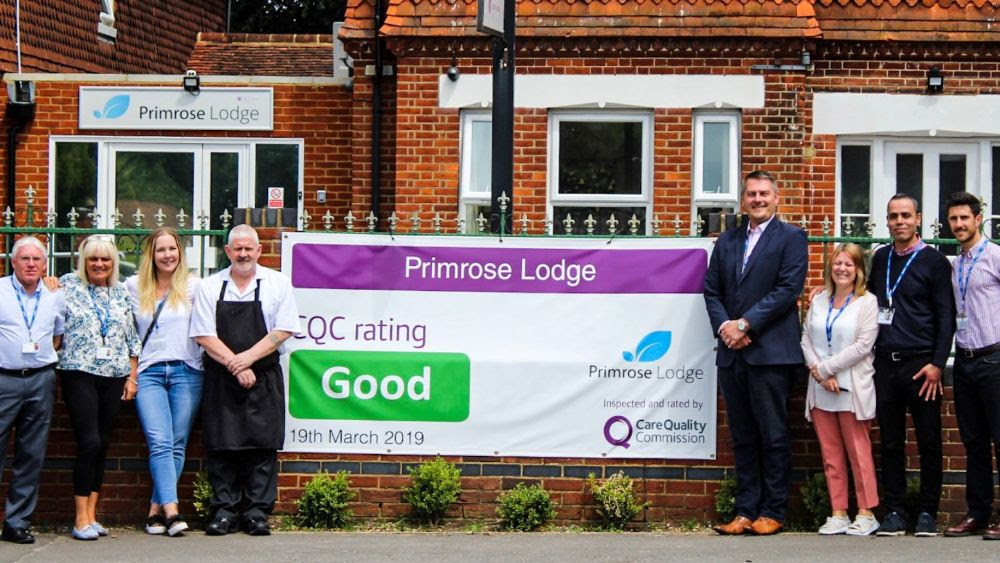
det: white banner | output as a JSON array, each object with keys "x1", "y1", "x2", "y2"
[
  {"x1": 281, "y1": 233, "x2": 718, "y2": 459},
  {"x1": 78, "y1": 87, "x2": 273, "y2": 130}
]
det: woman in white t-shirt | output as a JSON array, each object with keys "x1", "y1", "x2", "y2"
[
  {"x1": 127, "y1": 228, "x2": 203, "y2": 537},
  {"x1": 801, "y1": 242, "x2": 880, "y2": 536}
]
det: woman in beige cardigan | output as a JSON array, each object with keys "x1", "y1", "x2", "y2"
[{"x1": 801, "y1": 242, "x2": 880, "y2": 536}]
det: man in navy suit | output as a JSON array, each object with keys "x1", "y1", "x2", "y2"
[{"x1": 704, "y1": 170, "x2": 808, "y2": 536}]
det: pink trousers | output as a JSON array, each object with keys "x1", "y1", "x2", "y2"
[{"x1": 811, "y1": 409, "x2": 879, "y2": 511}]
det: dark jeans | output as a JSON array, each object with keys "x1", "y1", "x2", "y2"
[
  {"x1": 60, "y1": 370, "x2": 126, "y2": 497},
  {"x1": 206, "y1": 448, "x2": 278, "y2": 522},
  {"x1": 874, "y1": 354, "x2": 942, "y2": 517},
  {"x1": 953, "y1": 350, "x2": 1000, "y2": 521},
  {"x1": 718, "y1": 361, "x2": 793, "y2": 522}
]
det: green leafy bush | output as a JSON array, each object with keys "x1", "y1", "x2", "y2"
[
  {"x1": 713, "y1": 474, "x2": 738, "y2": 522},
  {"x1": 496, "y1": 483, "x2": 557, "y2": 531},
  {"x1": 799, "y1": 472, "x2": 832, "y2": 529},
  {"x1": 296, "y1": 471, "x2": 355, "y2": 529},
  {"x1": 403, "y1": 457, "x2": 462, "y2": 525},
  {"x1": 192, "y1": 471, "x2": 213, "y2": 526},
  {"x1": 586, "y1": 472, "x2": 648, "y2": 530}
]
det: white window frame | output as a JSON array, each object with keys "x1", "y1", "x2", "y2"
[
  {"x1": 458, "y1": 110, "x2": 492, "y2": 230},
  {"x1": 692, "y1": 112, "x2": 740, "y2": 203},
  {"x1": 547, "y1": 110, "x2": 653, "y2": 233},
  {"x1": 98, "y1": 0, "x2": 117, "y2": 42},
  {"x1": 47, "y1": 136, "x2": 305, "y2": 229},
  {"x1": 834, "y1": 141, "x2": 874, "y2": 237},
  {"x1": 835, "y1": 137, "x2": 993, "y2": 238}
]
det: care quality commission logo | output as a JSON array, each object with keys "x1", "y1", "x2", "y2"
[{"x1": 604, "y1": 415, "x2": 633, "y2": 448}]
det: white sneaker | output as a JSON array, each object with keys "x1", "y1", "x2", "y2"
[
  {"x1": 846, "y1": 515, "x2": 880, "y2": 536},
  {"x1": 818, "y1": 515, "x2": 851, "y2": 535}
]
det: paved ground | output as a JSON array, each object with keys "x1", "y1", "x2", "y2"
[{"x1": 3, "y1": 529, "x2": 1000, "y2": 563}]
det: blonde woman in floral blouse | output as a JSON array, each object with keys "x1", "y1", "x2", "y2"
[{"x1": 58, "y1": 235, "x2": 140, "y2": 541}]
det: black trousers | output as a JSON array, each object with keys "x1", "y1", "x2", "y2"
[
  {"x1": 718, "y1": 360, "x2": 793, "y2": 522},
  {"x1": 953, "y1": 350, "x2": 1000, "y2": 521},
  {"x1": 874, "y1": 354, "x2": 942, "y2": 517},
  {"x1": 206, "y1": 448, "x2": 278, "y2": 522},
  {"x1": 60, "y1": 370, "x2": 126, "y2": 497}
]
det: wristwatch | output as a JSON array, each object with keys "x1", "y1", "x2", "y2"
[{"x1": 736, "y1": 319, "x2": 747, "y2": 332}]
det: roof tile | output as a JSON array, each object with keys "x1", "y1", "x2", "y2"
[{"x1": 187, "y1": 34, "x2": 334, "y2": 77}]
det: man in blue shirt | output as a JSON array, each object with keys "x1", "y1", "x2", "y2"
[{"x1": 0, "y1": 236, "x2": 65, "y2": 544}]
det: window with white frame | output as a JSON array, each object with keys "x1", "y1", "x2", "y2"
[
  {"x1": 839, "y1": 144, "x2": 872, "y2": 236},
  {"x1": 50, "y1": 137, "x2": 304, "y2": 275},
  {"x1": 692, "y1": 112, "x2": 739, "y2": 236},
  {"x1": 549, "y1": 111, "x2": 652, "y2": 235},
  {"x1": 459, "y1": 111, "x2": 492, "y2": 232},
  {"x1": 98, "y1": 0, "x2": 117, "y2": 42}
]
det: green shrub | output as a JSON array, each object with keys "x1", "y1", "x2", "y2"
[
  {"x1": 192, "y1": 471, "x2": 213, "y2": 525},
  {"x1": 586, "y1": 472, "x2": 648, "y2": 530},
  {"x1": 296, "y1": 471, "x2": 355, "y2": 529},
  {"x1": 496, "y1": 483, "x2": 557, "y2": 531},
  {"x1": 403, "y1": 457, "x2": 462, "y2": 525},
  {"x1": 713, "y1": 473, "x2": 738, "y2": 522},
  {"x1": 800, "y1": 472, "x2": 832, "y2": 529}
]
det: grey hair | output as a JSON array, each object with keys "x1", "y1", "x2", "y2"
[
  {"x1": 11, "y1": 235, "x2": 47, "y2": 259},
  {"x1": 76, "y1": 236, "x2": 120, "y2": 286},
  {"x1": 227, "y1": 224, "x2": 260, "y2": 246}
]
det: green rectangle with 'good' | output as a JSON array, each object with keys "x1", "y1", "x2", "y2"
[{"x1": 288, "y1": 350, "x2": 471, "y2": 422}]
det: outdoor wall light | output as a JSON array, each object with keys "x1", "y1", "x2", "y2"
[
  {"x1": 926, "y1": 66, "x2": 944, "y2": 94},
  {"x1": 182, "y1": 70, "x2": 200, "y2": 95},
  {"x1": 447, "y1": 54, "x2": 460, "y2": 82},
  {"x1": 800, "y1": 49, "x2": 812, "y2": 67}
]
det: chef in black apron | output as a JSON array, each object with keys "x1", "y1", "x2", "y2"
[{"x1": 190, "y1": 225, "x2": 300, "y2": 536}]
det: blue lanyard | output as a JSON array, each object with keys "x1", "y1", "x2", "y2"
[
  {"x1": 12, "y1": 277, "x2": 40, "y2": 337},
  {"x1": 885, "y1": 246, "x2": 924, "y2": 308},
  {"x1": 87, "y1": 285, "x2": 111, "y2": 340},
  {"x1": 957, "y1": 238, "x2": 989, "y2": 313},
  {"x1": 825, "y1": 292, "x2": 854, "y2": 353}
]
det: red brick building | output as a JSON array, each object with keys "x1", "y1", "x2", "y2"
[{"x1": 1, "y1": 0, "x2": 999, "y2": 527}]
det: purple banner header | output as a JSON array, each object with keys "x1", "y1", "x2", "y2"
[{"x1": 292, "y1": 243, "x2": 707, "y2": 294}]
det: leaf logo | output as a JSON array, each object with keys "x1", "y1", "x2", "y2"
[
  {"x1": 622, "y1": 330, "x2": 672, "y2": 363},
  {"x1": 93, "y1": 95, "x2": 130, "y2": 119}
]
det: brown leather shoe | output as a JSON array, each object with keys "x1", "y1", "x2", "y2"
[
  {"x1": 945, "y1": 516, "x2": 987, "y2": 537},
  {"x1": 713, "y1": 516, "x2": 753, "y2": 535},
  {"x1": 984, "y1": 523, "x2": 1000, "y2": 540},
  {"x1": 750, "y1": 516, "x2": 783, "y2": 535}
]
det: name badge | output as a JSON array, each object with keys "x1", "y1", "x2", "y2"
[
  {"x1": 95, "y1": 347, "x2": 114, "y2": 360},
  {"x1": 877, "y1": 307, "x2": 895, "y2": 326},
  {"x1": 957, "y1": 314, "x2": 969, "y2": 331},
  {"x1": 21, "y1": 341, "x2": 38, "y2": 355}
]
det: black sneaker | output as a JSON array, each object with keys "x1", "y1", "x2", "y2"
[
  {"x1": 915, "y1": 512, "x2": 938, "y2": 537},
  {"x1": 165, "y1": 514, "x2": 189, "y2": 537},
  {"x1": 244, "y1": 517, "x2": 270, "y2": 536},
  {"x1": 877, "y1": 511, "x2": 906, "y2": 536},
  {"x1": 145, "y1": 514, "x2": 166, "y2": 535}
]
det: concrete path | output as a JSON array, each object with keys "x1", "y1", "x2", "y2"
[{"x1": 3, "y1": 529, "x2": 1000, "y2": 562}]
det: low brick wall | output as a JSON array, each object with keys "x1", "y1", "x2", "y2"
[{"x1": 2, "y1": 378, "x2": 970, "y2": 527}]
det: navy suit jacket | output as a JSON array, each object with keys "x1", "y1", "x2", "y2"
[{"x1": 703, "y1": 217, "x2": 808, "y2": 367}]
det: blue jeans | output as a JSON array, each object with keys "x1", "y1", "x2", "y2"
[{"x1": 135, "y1": 360, "x2": 203, "y2": 506}]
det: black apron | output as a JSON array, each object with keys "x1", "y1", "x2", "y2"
[{"x1": 201, "y1": 279, "x2": 285, "y2": 451}]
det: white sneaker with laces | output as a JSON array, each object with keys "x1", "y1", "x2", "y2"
[
  {"x1": 846, "y1": 515, "x2": 880, "y2": 536},
  {"x1": 818, "y1": 515, "x2": 851, "y2": 535}
]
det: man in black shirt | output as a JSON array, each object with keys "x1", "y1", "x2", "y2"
[{"x1": 868, "y1": 193, "x2": 956, "y2": 537}]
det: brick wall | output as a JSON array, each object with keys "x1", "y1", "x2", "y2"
[{"x1": 3, "y1": 39, "x2": 999, "y2": 526}]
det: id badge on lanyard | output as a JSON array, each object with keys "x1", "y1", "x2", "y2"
[{"x1": 877, "y1": 307, "x2": 895, "y2": 326}]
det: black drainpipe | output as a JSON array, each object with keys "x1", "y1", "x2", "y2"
[
  {"x1": 371, "y1": 0, "x2": 384, "y2": 226},
  {"x1": 6, "y1": 122, "x2": 20, "y2": 215}
]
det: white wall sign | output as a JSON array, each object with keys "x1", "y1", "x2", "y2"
[
  {"x1": 78, "y1": 86, "x2": 274, "y2": 131},
  {"x1": 476, "y1": 0, "x2": 504, "y2": 37},
  {"x1": 281, "y1": 233, "x2": 718, "y2": 460}
]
